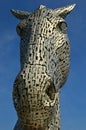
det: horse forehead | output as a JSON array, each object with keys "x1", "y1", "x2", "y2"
[
  {"x1": 19, "y1": 8, "x2": 64, "y2": 27},
  {"x1": 25, "y1": 9, "x2": 55, "y2": 23}
]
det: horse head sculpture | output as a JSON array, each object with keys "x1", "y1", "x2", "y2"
[{"x1": 11, "y1": 4, "x2": 75, "y2": 130}]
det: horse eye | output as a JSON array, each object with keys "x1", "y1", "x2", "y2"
[
  {"x1": 57, "y1": 21, "x2": 67, "y2": 32},
  {"x1": 16, "y1": 24, "x2": 25, "y2": 36},
  {"x1": 45, "y1": 80, "x2": 56, "y2": 100}
]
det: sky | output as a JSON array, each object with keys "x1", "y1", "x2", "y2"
[{"x1": 0, "y1": 0, "x2": 86, "y2": 130}]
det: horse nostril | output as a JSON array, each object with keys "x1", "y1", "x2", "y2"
[{"x1": 45, "y1": 80, "x2": 56, "y2": 100}]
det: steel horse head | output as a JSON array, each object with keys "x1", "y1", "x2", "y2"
[{"x1": 11, "y1": 4, "x2": 75, "y2": 130}]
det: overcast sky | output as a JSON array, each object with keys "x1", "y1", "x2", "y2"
[{"x1": 0, "y1": 0, "x2": 86, "y2": 130}]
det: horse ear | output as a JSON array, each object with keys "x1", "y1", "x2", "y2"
[
  {"x1": 11, "y1": 9, "x2": 30, "y2": 20},
  {"x1": 54, "y1": 4, "x2": 76, "y2": 18}
]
